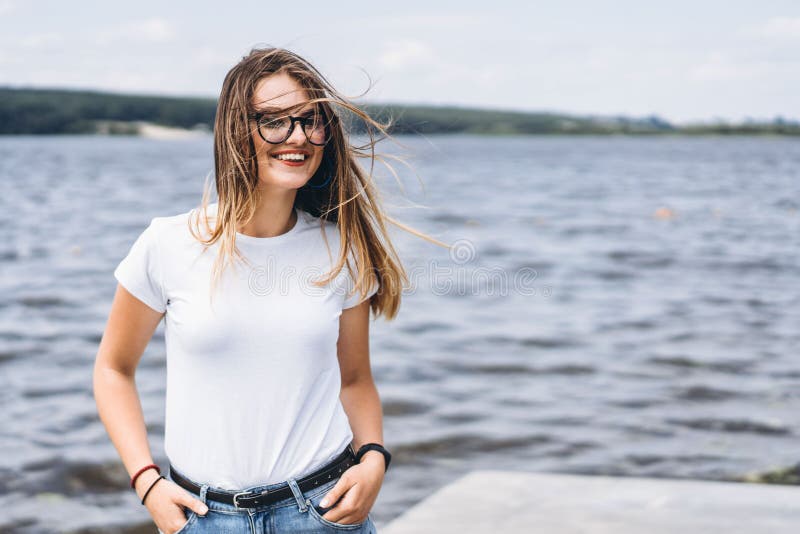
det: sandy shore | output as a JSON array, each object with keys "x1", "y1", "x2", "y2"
[
  {"x1": 135, "y1": 121, "x2": 210, "y2": 139},
  {"x1": 93, "y1": 120, "x2": 210, "y2": 139}
]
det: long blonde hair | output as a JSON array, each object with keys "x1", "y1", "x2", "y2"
[{"x1": 188, "y1": 46, "x2": 444, "y2": 320}]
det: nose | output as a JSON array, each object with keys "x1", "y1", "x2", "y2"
[{"x1": 285, "y1": 119, "x2": 308, "y2": 145}]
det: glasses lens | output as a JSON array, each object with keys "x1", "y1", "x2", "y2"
[
  {"x1": 259, "y1": 116, "x2": 292, "y2": 143},
  {"x1": 304, "y1": 111, "x2": 329, "y2": 146}
]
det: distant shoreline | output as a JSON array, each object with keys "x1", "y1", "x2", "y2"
[
  {"x1": 2, "y1": 86, "x2": 799, "y2": 137},
  {"x1": 93, "y1": 120, "x2": 211, "y2": 139},
  {"x1": 5, "y1": 126, "x2": 800, "y2": 139}
]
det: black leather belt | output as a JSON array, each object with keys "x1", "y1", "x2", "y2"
[{"x1": 168, "y1": 444, "x2": 357, "y2": 509}]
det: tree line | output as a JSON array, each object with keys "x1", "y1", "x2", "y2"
[{"x1": 1, "y1": 87, "x2": 798, "y2": 136}]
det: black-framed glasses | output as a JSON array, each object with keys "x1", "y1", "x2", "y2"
[{"x1": 248, "y1": 109, "x2": 330, "y2": 146}]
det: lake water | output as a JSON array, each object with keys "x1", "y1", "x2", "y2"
[{"x1": 0, "y1": 134, "x2": 798, "y2": 532}]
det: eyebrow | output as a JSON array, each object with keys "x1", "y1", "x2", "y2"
[{"x1": 255, "y1": 106, "x2": 316, "y2": 115}]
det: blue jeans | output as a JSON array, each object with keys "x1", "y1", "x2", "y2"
[{"x1": 157, "y1": 467, "x2": 377, "y2": 533}]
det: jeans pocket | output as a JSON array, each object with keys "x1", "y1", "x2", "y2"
[{"x1": 173, "y1": 508, "x2": 198, "y2": 534}]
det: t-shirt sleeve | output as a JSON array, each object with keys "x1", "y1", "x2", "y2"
[
  {"x1": 113, "y1": 218, "x2": 168, "y2": 314},
  {"x1": 342, "y1": 249, "x2": 379, "y2": 310}
]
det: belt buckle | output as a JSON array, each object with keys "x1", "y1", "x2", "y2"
[{"x1": 233, "y1": 488, "x2": 268, "y2": 509}]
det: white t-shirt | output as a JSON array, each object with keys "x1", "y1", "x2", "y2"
[{"x1": 113, "y1": 203, "x2": 378, "y2": 490}]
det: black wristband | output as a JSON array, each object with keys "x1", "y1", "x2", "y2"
[
  {"x1": 355, "y1": 443, "x2": 391, "y2": 473},
  {"x1": 141, "y1": 475, "x2": 165, "y2": 505}
]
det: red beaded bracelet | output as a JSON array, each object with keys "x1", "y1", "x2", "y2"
[{"x1": 130, "y1": 463, "x2": 161, "y2": 489}]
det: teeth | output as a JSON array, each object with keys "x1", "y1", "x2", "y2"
[{"x1": 274, "y1": 153, "x2": 306, "y2": 161}]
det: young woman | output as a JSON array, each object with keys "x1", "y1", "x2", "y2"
[{"x1": 93, "y1": 47, "x2": 427, "y2": 533}]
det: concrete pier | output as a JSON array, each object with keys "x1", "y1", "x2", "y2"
[{"x1": 381, "y1": 470, "x2": 800, "y2": 533}]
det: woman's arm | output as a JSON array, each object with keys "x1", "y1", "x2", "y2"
[
  {"x1": 338, "y1": 299, "x2": 385, "y2": 457},
  {"x1": 93, "y1": 284, "x2": 208, "y2": 532},
  {"x1": 319, "y1": 299, "x2": 385, "y2": 523},
  {"x1": 93, "y1": 284, "x2": 165, "y2": 495}
]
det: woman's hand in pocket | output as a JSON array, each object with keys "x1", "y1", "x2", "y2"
[
  {"x1": 318, "y1": 452, "x2": 385, "y2": 524},
  {"x1": 136, "y1": 471, "x2": 209, "y2": 533}
]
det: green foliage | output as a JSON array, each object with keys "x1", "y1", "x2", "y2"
[
  {"x1": 0, "y1": 87, "x2": 216, "y2": 134},
  {"x1": 1, "y1": 87, "x2": 798, "y2": 136},
  {"x1": 742, "y1": 464, "x2": 800, "y2": 485}
]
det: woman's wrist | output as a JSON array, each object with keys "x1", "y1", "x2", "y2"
[
  {"x1": 134, "y1": 468, "x2": 162, "y2": 499},
  {"x1": 355, "y1": 443, "x2": 391, "y2": 473},
  {"x1": 359, "y1": 450, "x2": 387, "y2": 472}
]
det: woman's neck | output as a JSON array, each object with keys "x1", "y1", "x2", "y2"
[{"x1": 237, "y1": 195, "x2": 297, "y2": 238}]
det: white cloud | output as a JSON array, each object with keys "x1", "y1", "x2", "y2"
[
  {"x1": 192, "y1": 45, "x2": 234, "y2": 67},
  {"x1": 353, "y1": 13, "x2": 488, "y2": 30},
  {"x1": 689, "y1": 51, "x2": 760, "y2": 82},
  {"x1": 20, "y1": 32, "x2": 64, "y2": 49},
  {"x1": 748, "y1": 16, "x2": 800, "y2": 41},
  {"x1": 378, "y1": 40, "x2": 436, "y2": 70},
  {"x1": 95, "y1": 17, "x2": 177, "y2": 45},
  {"x1": 135, "y1": 18, "x2": 176, "y2": 42},
  {"x1": 0, "y1": 0, "x2": 14, "y2": 16}
]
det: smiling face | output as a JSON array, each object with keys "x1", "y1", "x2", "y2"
[{"x1": 250, "y1": 72, "x2": 326, "y2": 191}]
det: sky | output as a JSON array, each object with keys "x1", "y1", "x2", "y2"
[{"x1": 1, "y1": 0, "x2": 799, "y2": 124}]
